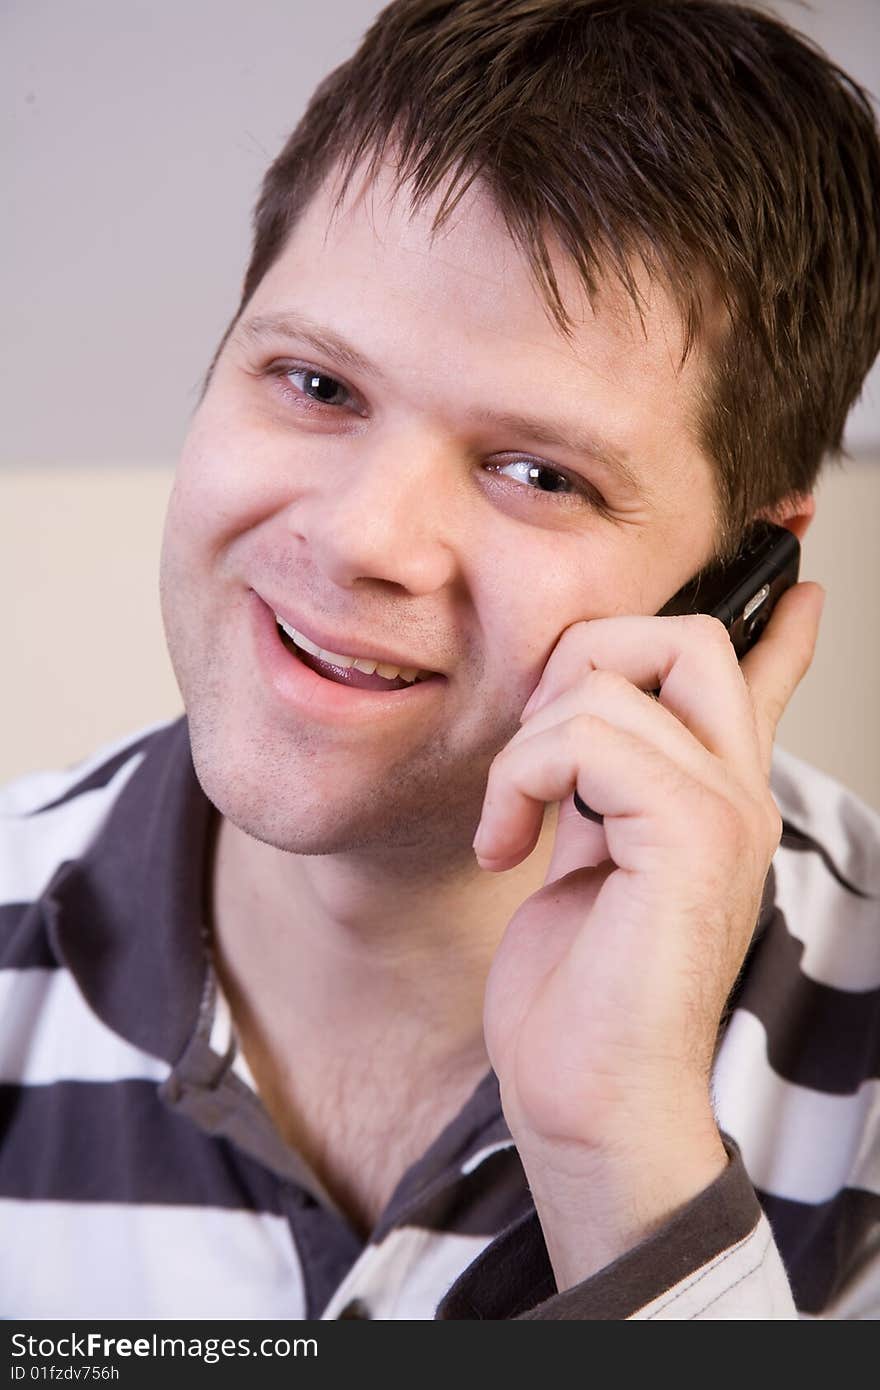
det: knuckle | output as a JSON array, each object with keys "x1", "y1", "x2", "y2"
[
  {"x1": 564, "y1": 711, "x2": 605, "y2": 746},
  {"x1": 555, "y1": 618, "x2": 592, "y2": 652},
  {"x1": 488, "y1": 741, "x2": 515, "y2": 780},
  {"x1": 583, "y1": 667, "x2": 630, "y2": 701},
  {"x1": 710, "y1": 793, "x2": 745, "y2": 846},
  {"x1": 794, "y1": 630, "x2": 819, "y2": 679},
  {"x1": 699, "y1": 789, "x2": 759, "y2": 862},
  {"x1": 680, "y1": 612, "x2": 732, "y2": 650},
  {"x1": 764, "y1": 799, "x2": 784, "y2": 854},
  {"x1": 731, "y1": 793, "x2": 782, "y2": 867}
]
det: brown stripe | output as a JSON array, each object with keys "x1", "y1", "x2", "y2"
[
  {"x1": 780, "y1": 821, "x2": 874, "y2": 900},
  {"x1": 23, "y1": 732, "x2": 159, "y2": 815},
  {"x1": 0, "y1": 900, "x2": 60, "y2": 969},
  {"x1": 389, "y1": 1144, "x2": 530, "y2": 1241},
  {"x1": 759, "y1": 1184, "x2": 880, "y2": 1314},
  {"x1": 728, "y1": 900, "x2": 880, "y2": 1092},
  {"x1": 437, "y1": 1135, "x2": 760, "y2": 1320}
]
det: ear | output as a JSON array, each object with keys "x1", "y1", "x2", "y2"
[{"x1": 754, "y1": 491, "x2": 816, "y2": 543}]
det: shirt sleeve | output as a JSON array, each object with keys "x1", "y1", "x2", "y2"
[{"x1": 435, "y1": 1134, "x2": 799, "y2": 1319}]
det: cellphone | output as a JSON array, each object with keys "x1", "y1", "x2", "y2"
[{"x1": 572, "y1": 520, "x2": 801, "y2": 823}]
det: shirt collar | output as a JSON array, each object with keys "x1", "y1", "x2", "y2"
[
  {"x1": 43, "y1": 715, "x2": 213, "y2": 1065},
  {"x1": 34, "y1": 712, "x2": 777, "y2": 1211},
  {"x1": 35, "y1": 715, "x2": 514, "y2": 1218}
]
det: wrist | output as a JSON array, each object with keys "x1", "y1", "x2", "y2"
[{"x1": 517, "y1": 1119, "x2": 729, "y2": 1294}]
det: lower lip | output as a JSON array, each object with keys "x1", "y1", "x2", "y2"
[{"x1": 249, "y1": 591, "x2": 446, "y2": 723}]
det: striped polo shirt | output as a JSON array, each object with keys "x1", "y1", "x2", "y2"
[{"x1": 0, "y1": 715, "x2": 877, "y2": 1319}]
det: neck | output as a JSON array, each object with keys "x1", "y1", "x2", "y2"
[{"x1": 208, "y1": 803, "x2": 559, "y2": 1065}]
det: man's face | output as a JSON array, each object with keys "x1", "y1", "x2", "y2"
[{"x1": 160, "y1": 164, "x2": 720, "y2": 865}]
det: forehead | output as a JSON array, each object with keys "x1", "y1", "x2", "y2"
[
  {"x1": 240, "y1": 161, "x2": 713, "y2": 488},
  {"x1": 259, "y1": 160, "x2": 701, "y2": 359}
]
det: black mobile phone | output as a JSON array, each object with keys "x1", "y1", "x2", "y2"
[
  {"x1": 572, "y1": 520, "x2": 801, "y2": 823},
  {"x1": 652, "y1": 519, "x2": 801, "y2": 659}
]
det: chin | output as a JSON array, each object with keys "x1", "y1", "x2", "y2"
[{"x1": 185, "y1": 704, "x2": 432, "y2": 859}]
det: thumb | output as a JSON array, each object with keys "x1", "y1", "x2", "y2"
[{"x1": 739, "y1": 580, "x2": 825, "y2": 775}]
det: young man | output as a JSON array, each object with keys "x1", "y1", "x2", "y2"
[{"x1": 2, "y1": 0, "x2": 878, "y2": 1320}]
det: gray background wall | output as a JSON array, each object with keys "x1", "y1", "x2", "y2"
[
  {"x1": 5, "y1": 0, "x2": 880, "y2": 468},
  {"x1": 3, "y1": 0, "x2": 879, "y2": 809}
]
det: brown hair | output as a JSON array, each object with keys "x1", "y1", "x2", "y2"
[{"x1": 201, "y1": 0, "x2": 880, "y2": 563}]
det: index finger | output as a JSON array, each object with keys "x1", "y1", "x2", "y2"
[{"x1": 520, "y1": 611, "x2": 760, "y2": 783}]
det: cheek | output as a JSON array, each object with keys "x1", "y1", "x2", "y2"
[
  {"x1": 169, "y1": 421, "x2": 289, "y2": 557},
  {"x1": 158, "y1": 442, "x2": 249, "y2": 632},
  {"x1": 509, "y1": 539, "x2": 618, "y2": 628},
  {"x1": 158, "y1": 475, "x2": 205, "y2": 636},
  {"x1": 478, "y1": 543, "x2": 609, "y2": 692},
  {"x1": 481, "y1": 528, "x2": 685, "y2": 710}
]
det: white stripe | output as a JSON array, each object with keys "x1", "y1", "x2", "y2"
[
  {"x1": 0, "y1": 717, "x2": 173, "y2": 817},
  {"x1": 198, "y1": 983, "x2": 260, "y2": 1094},
  {"x1": 712, "y1": 1008, "x2": 880, "y2": 1205},
  {"x1": 0, "y1": 1198, "x2": 304, "y2": 1319},
  {"x1": 0, "y1": 751, "x2": 146, "y2": 905},
  {"x1": 208, "y1": 980, "x2": 234, "y2": 1058},
  {"x1": 231, "y1": 1043, "x2": 260, "y2": 1093},
  {"x1": 321, "y1": 1225, "x2": 493, "y2": 1319},
  {"x1": 0, "y1": 969, "x2": 169, "y2": 1084},
  {"x1": 211, "y1": 974, "x2": 260, "y2": 1092},
  {"x1": 771, "y1": 744, "x2": 880, "y2": 896},
  {"x1": 773, "y1": 837, "x2": 880, "y2": 992},
  {"x1": 461, "y1": 1138, "x2": 515, "y2": 1175},
  {"x1": 632, "y1": 1212, "x2": 797, "y2": 1319}
]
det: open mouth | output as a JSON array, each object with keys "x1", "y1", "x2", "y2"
[{"x1": 275, "y1": 620, "x2": 437, "y2": 693}]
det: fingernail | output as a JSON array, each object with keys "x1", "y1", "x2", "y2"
[{"x1": 472, "y1": 821, "x2": 488, "y2": 855}]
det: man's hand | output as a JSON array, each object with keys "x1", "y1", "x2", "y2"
[{"x1": 476, "y1": 580, "x2": 825, "y2": 1292}]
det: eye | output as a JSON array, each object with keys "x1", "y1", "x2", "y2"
[
  {"x1": 265, "y1": 361, "x2": 363, "y2": 414},
  {"x1": 486, "y1": 457, "x2": 608, "y2": 511}
]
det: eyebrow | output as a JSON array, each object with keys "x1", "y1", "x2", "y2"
[
  {"x1": 235, "y1": 312, "x2": 379, "y2": 379},
  {"x1": 465, "y1": 408, "x2": 645, "y2": 495},
  {"x1": 236, "y1": 311, "x2": 647, "y2": 496}
]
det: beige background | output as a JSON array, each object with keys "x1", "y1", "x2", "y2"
[{"x1": 3, "y1": 0, "x2": 879, "y2": 809}]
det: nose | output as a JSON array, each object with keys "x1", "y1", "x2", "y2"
[{"x1": 286, "y1": 428, "x2": 464, "y2": 594}]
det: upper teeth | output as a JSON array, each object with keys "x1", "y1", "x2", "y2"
[{"x1": 275, "y1": 615, "x2": 427, "y2": 684}]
